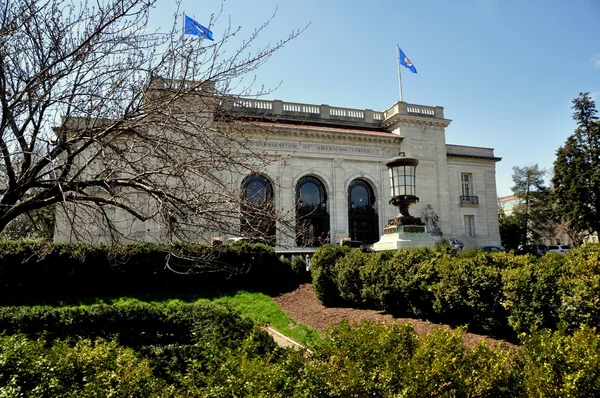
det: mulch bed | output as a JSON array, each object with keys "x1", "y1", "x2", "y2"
[{"x1": 272, "y1": 283, "x2": 516, "y2": 349}]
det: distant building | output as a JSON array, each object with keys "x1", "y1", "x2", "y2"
[
  {"x1": 498, "y1": 195, "x2": 520, "y2": 216},
  {"x1": 55, "y1": 79, "x2": 503, "y2": 249},
  {"x1": 498, "y1": 194, "x2": 578, "y2": 246}
]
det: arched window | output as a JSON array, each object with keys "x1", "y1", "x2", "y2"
[
  {"x1": 348, "y1": 179, "x2": 379, "y2": 244},
  {"x1": 243, "y1": 175, "x2": 273, "y2": 204},
  {"x1": 241, "y1": 174, "x2": 275, "y2": 245},
  {"x1": 296, "y1": 176, "x2": 330, "y2": 247}
]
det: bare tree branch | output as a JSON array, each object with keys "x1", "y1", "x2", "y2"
[{"x1": 0, "y1": 0, "x2": 306, "y2": 256}]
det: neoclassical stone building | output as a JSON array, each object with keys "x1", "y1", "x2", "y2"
[
  {"x1": 54, "y1": 81, "x2": 502, "y2": 249},
  {"x1": 217, "y1": 96, "x2": 502, "y2": 249}
]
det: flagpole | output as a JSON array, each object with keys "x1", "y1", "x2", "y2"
[
  {"x1": 396, "y1": 42, "x2": 403, "y2": 103},
  {"x1": 180, "y1": 11, "x2": 186, "y2": 82}
]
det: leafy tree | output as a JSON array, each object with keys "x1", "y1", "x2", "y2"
[
  {"x1": 511, "y1": 165, "x2": 555, "y2": 245},
  {"x1": 0, "y1": 0, "x2": 304, "y2": 248},
  {"x1": 498, "y1": 206, "x2": 523, "y2": 251},
  {"x1": 553, "y1": 92, "x2": 600, "y2": 241}
]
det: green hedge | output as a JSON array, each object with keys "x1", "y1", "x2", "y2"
[
  {"x1": 431, "y1": 252, "x2": 507, "y2": 334},
  {"x1": 502, "y1": 253, "x2": 565, "y2": 333},
  {"x1": 3, "y1": 316, "x2": 600, "y2": 396},
  {"x1": 0, "y1": 301, "x2": 258, "y2": 348},
  {"x1": 0, "y1": 300, "x2": 278, "y2": 391},
  {"x1": 311, "y1": 243, "x2": 600, "y2": 337},
  {"x1": 0, "y1": 240, "x2": 295, "y2": 302},
  {"x1": 0, "y1": 335, "x2": 170, "y2": 396},
  {"x1": 361, "y1": 249, "x2": 437, "y2": 317},
  {"x1": 310, "y1": 244, "x2": 350, "y2": 306},
  {"x1": 558, "y1": 244, "x2": 600, "y2": 332}
]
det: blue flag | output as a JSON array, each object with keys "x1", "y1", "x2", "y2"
[
  {"x1": 398, "y1": 47, "x2": 417, "y2": 74},
  {"x1": 184, "y1": 15, "x2": 214, "y2": 41}
]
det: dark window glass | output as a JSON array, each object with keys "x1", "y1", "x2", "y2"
[
  {"x1": 241, "y1": 174, "x2": 275, "y2": 245},
  {"x1": 296, "y1": 176, "x2": 329, "y2": 247},
  {"x1": 348, "y1": 179, "x2": 378, "y2": 244}
]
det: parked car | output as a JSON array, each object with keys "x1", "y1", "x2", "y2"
[
  {"x1": 548, "y1": 244, "x2": 571, "y2": 254},
  {"x1": 341, "y1": 240, "x2": 373, "y2": 252},
  {"x1": 481, "y1": 246, "x2": 504, "y2": 253},
  {"x1": 516, "y1": 244, "x2": 548, "y2": 256}
]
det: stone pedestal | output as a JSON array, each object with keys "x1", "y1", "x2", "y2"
[{"x1": 372, "y1": 216, "x2": 436, "y2": 252}]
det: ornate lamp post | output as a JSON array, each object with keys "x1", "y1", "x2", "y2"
[
  {"x1": 385, "y1": 152, "x2": 423, "y2": 226},
  {"x1": 372, "y1": 152, "x2": 433, "y2": 251}
]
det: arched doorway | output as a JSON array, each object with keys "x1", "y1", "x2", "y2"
[
  {"x1": 348, "y1": 179, "x2": 379, "y2": 244},
  {"x1": 296, "y1": 176, "x2": 330, "y2": 247},
  {"x1": 240, "y1": 174, "x2": 276, "y2": 245}
]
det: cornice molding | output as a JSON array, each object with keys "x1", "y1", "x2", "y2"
[
  {"x1": 216, "y1": 121, "x2": 403, "y2": 145},
  {"x1": 381, "y1": 114, "x2": 452, "y2": 130},
  {"x1": 447, "y1": 153, "x2": 502, "y2": 163}
]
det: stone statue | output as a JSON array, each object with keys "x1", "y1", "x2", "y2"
[{"x1": 422, "y1": 204, "x2": 443, "y2": 237}]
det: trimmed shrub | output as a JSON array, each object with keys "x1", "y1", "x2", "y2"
[
  {"x1": 335, "y1": 249, "x2": 370, "y2": 304},
  {"x1": 0, "y1": 335, "x2": 169, "y2": 396},
  {"x1": 311, "y1": 244, "x2": 350, "y2": 305},
  {"x1": 313, "y1": 243, "x2": 599, "y2": 337},
  {"x1": 0, "y1": 240, "x2": 293, "y2": 302},
  {"x1": 298, "y1": 321, "x2": 519, "y2": 397},
  {"x1": 431, "y1": 252, "x2": 507, "y2": 334},
  {"x1": 519, "y1": 326, "x2": 600, "y2": 397},
  {"x1": 502, "y1": 253, "x2": 566, "y2": 334},
  {"x1": 406, "y1": 327, "x2": 518, "y2": 397},
  {"x1": 0, "y1": 302, "x2": 257, "y2": 349},
  {"x1": 360, "y1": 248, "x2": 436, "y2": 317},
  {"x1": 558, "y1": 243, "x2": 600, "y2": 332}
]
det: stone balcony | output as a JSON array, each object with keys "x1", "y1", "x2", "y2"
[{"x1": 218, "y1": 97, "x2": 446, "y2": 129}]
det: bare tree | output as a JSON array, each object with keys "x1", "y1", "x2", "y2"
[{"x1": 0, "y1": 0, "x2": 305, "y2": 248}]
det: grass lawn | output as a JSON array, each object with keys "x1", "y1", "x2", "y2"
[
  {"x1": 209, "y1": 291, "x2": 321, "y2": 347},
  {"x1": 22, "y1": 289, "x2": 321, "y2": 348}
]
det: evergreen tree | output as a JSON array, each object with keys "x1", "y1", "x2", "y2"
[
  {"x1": 552, "y1": 93, "x2": 600, "y2": 240},
  {"x1": 511, "y1": 165, "x2": 554, "y2": 245},
  {"x1": 498, "y1": 206, "x2": 523, "y2": 250}
]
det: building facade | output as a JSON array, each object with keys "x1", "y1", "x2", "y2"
[
  {"x1": 217, "y1": 99, "x2": 502, "y2": 249},
  {"x1": 55, "y1": 82, "x2": 502, "y2": 249}
]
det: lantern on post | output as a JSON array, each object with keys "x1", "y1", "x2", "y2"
[
  {"x1": 385, "y1": 152, "x2": 422, "y2": 225},
  {"x1": 372, "y1": 151, "x2": 432, "y2": 252}
]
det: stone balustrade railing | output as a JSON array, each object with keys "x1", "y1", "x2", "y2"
[
  {"x1": 147, "y1": 78, "x2": 441, "y2": 126},
  {"x1": 220, "y1": 97, "x2": 444, "y2": 127}
]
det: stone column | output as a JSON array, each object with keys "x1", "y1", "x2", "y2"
[{"x1": 332, "y1": 158, "x2": 347, "y2": 243}]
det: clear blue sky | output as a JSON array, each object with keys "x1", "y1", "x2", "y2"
[{"x1": 150, "y1": 0, "x2": 599, "y2": 197}]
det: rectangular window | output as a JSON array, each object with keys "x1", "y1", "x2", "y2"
[
  {"x1": 461, "y1": 173, "x2": 473, "y2": 197},
  {"x1": 464, "y1": 215, "x2": 476, "y2": 237}
]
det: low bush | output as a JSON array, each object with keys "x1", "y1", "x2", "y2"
[
  {"x1": 518, "y1": 326, "x2": 600, "y2": 397},
  {"x1": 311, "y1": 244, "x2": 350, "y2": 305},
  {"x1": 335, "y1": 249, "x2": 370, "y2": 304},
  {"x1": 291, "y1": 321, "x2": 519, "y2": 397},
  {"x1": 360, "y1": 248, "x2": 437, "y2": 317},
  {"x1": 0, "y1": 301, "x2": 258, "y2": 349},
  {"x1": 0, "y1": 240, "x2": 297, "y2": 302},
  {"x1": 3, "y1": 314, "x2": 600, "y2": 396},
  {"x1": 558, "y1": 244, "x2": 600, "y2": 332},
  {"x1": 310, "y1": 243, "x2": 600, "y2": 337},
  {"x1": 502, "y1": 253, "x2": 565, "y2": 334},
  {"x1": 0, "y1": 335, "x2": 170, "y2": 396},
  {"x1": 431, "y1": 252, "x2": 507, "y2": 334}
]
